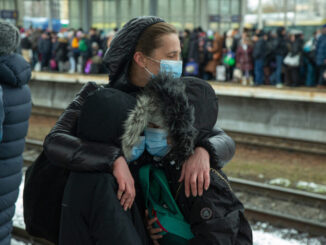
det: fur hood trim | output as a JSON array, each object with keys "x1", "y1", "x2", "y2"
[{"x1": 121, "y1": 73, "x2": 198, "y2": 164}]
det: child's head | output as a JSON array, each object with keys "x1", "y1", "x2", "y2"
[{"x1": 77, "y1": 88, "x2": 136, "y2": 147}]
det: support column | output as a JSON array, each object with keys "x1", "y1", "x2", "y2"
[
  {"x1": 293, "y1": 0, "x2": 297, "y2": 26},
  {"x1": 128, "y1": 0, "x2": 132, "y2": 18},
  {"x1": 218, "y1": 0, "x2": 221, "y2": 32},
  {"x1": 284, "y1": 0, "x2": 288, "y2": 28},
  {"x1": 116, "y1": 0, "x2": 121, "y2": 28},
  {"x1": 182, "y1": 0, "x2": 186, "y2": 28},
  {"x1": 81, "y1": 0, "x2": 92, "y2": 31},
  {"x1": 240, "y1": 0, "x2": 247, "y2": 33},
  {"x1": 168, "y1": 0, "x2": 172, "y2": 22},
  {"x1": 48, "y1": 0, "x2": 54, "y2": 30},
  {"x1": 193, "y1": 0, "x2": 198, "y2": 28},
  {"x1": 149, "y1": 0, "x2": 158, "y2": 16},
  {"x1": 199, "y1": 0, "x2": 208, "y2": 30},
  {"x1": 257, "y1": 0, "x2": 263, "y2": 29},
  {"x1": 140, "y1": 0, "x2": 145, "y2": 16}
]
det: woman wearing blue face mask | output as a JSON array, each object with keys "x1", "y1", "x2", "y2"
[{"x1": 27, "y1": 17, "x2": 236, "y2": 245}]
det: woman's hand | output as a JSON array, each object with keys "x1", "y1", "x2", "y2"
[
  {"x1": 145, "y1": 210, "x2": 163, "y2": 245},
  {"x1": 113, "y1": 156, "x2": 135, "y2": 211},
  {"x1": 178, "y1": 147, "x2": 210, "y2": 197}
]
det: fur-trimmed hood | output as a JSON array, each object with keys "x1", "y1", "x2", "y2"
[{"x1": 121, "y1": 73, "x2": 198, "y2": 164}]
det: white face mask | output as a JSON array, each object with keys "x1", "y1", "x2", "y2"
[{"x1": 145, "y1": 56, "x2": 183, "y2": 78}]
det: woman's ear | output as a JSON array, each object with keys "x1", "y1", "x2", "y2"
[{"x1": 133, "y1": 51, "x2": 147, "y2": 68}]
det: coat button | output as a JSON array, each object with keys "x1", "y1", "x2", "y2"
[{"x1": 170, "y1": 160, "x2": 175, "y2": 165}]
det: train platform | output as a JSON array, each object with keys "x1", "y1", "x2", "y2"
[
  {"x1": 31, "y1": 71, "x2": 326, "y2": 103},
  {"x1": 29, "y1": 72, "x2": 326, "y2": 144}
]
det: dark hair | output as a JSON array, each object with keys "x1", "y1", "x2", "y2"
[{"x1": 135, "y1": 22, "x2": 177, "y2": 56}]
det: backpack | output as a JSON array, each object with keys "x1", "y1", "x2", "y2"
[
  {"x1": 71, "y1": 37, "x2": 79, "y2": 49},
  {"x1": 23, "y1": 151, "x2": 70, "y2": 244},
  {"x1": 138, "y1": 165, "x2": 194, "y2": 245},
  {"x1": 79, "y1": 39, "x2": 88, "y2": 52}
]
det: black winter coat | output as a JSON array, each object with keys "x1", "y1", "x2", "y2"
[
  {"x1": 55, "y1": 42, "x2": 69, "y2": 62},
  {"x1": 253, "y1": 38, "x2": 266, "y2": 60},
  {"x1": 38, "y1": 38, "x2": 52, "y2": 55},
  {"x1": 275, "y1": 35, "x2": 288, "y2": 56}
]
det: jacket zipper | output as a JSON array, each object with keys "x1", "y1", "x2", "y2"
[
  {"x1": 174, "y1": 168, "x2": 232, "y2": 200},
  {"x1": 210, "y1": 168, "x2": 233, "y2": 192}
]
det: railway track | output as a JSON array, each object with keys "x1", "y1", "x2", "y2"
[
  {"x1": 32, "y1": 106, "x2": 63, "y2": 118},
  {"x1": 230, "y1": 177, "x2": 326, "y2": 236},
  {"x1": 227, "y1": 131, "x2": 326, "y2": 155},
  {"x1": 230, "y1": 177, "x2": 326, "y2": 208}
]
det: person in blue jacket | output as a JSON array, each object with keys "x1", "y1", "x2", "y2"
[{"x1": 0, "y1": 20, "x2": 32, "y2": 245}]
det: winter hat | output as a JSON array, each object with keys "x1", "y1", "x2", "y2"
[
  {"x1": 103, "y1": 16, "x2": 165, "y2": 84},
  {"x1": 0, "y1": 20, "x2": 21, "y2": 55},
  {"x1": 77, "y1": 88, "x2": 137, "y2": 147},
  {"x1": 121, "y1": 73, "x2": 198, "y2": 164}
]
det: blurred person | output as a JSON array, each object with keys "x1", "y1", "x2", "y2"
[
  {"x1": 315, "y1": 24, "x2": 326, "y2": 88},
  {"x1": 188, "y1": 27, "x2": 209, "y2": 78},
  {"x1": 181, "y1": 29, "x2": 191, "y2": 72},
  {"x1": 50, "y1": 32, "x2": 59, "y2": 71},
  {"x1": 204, "y1": 32, "x2": 224, "y2": 80},
  {"x1": 68, "y1": 30, "x2": 80, "y2": 73},
  {"x1": 29, "y1": 28, "x2": 42, "y2": 69},
  {"x1": 38, "y1": 31, "x2": 52, "y2": 70},
  {"x1": 105, "y1": 28, "x2": 119, "y2": 51},
  {"x1": 54, "y1": 33, "x2": 69, "y2": 72},
  {"x1": 21, "y1": 30, "x2": 33, "y2": 63},
  {"x1": 284, "y1": 33, "x2": 303, "y2": 87},
  {"x1": 253, "y1": 31, "x2": 267, "y2": 86},
  {"x1": 264, "y1": 31, "x2": 278, "y2": 85},
  {"x1": 231, "y1": 28, "x2": 241, "y2": 53},
  {"x1": 224, "y1": 30, "x2": 236, "y2": 81},
  {"x1": 105, "y1": 31, "x2": 115, "y2": 51},
  {"x1": 303, "y1": 31, "x2": 318, "y2": 87},
  {"x1": 78, "y1": 32, "x2": 91, "y2": 73},
  {"x1": 236, "y1": 37, "x2": 254, "y2": 85},
  {"x1": 275, "y1": 27, "x2": 288, "y2": 88},
  {"x1": 89, "y1": 27, "x2": 100, "y2": 46},
  {"x1": 0, "y1": 20, "x2": 32, "y2": 245},
  {"x1": 84, "y1": 42, "x2": 103, "y2": 74}
]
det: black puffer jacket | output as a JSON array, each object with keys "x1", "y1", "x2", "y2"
[
  {"x1": 275, "y1": 27, "x2": 288, "y2": 56},
  {"x1": 71, "y1": 74, "x2": 251, "y2": 245},
  {"x1": 118, "y1": 74, "x2": 252, "y2": 245}
]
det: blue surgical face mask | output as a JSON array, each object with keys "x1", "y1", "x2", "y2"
[
  {"x1": 145, "y1": 56, "x2": 183, "y2": 78},
  {"x1": 127, "y1": 136, "x2": 145, "y2": 162},
  {"x1": 144, "y1": 128, "x2": 171, "y2": 157}
]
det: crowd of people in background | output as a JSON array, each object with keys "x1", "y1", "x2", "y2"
[
  {"x1": 181, "y1": 25, "x2": 326, "y2": 88},
  {"x1": 16, "y1": 24, "x2": 326, "y2": 88},
  {"x1": 19, "y1": 27, "x2": 117, "y2": 74}
]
